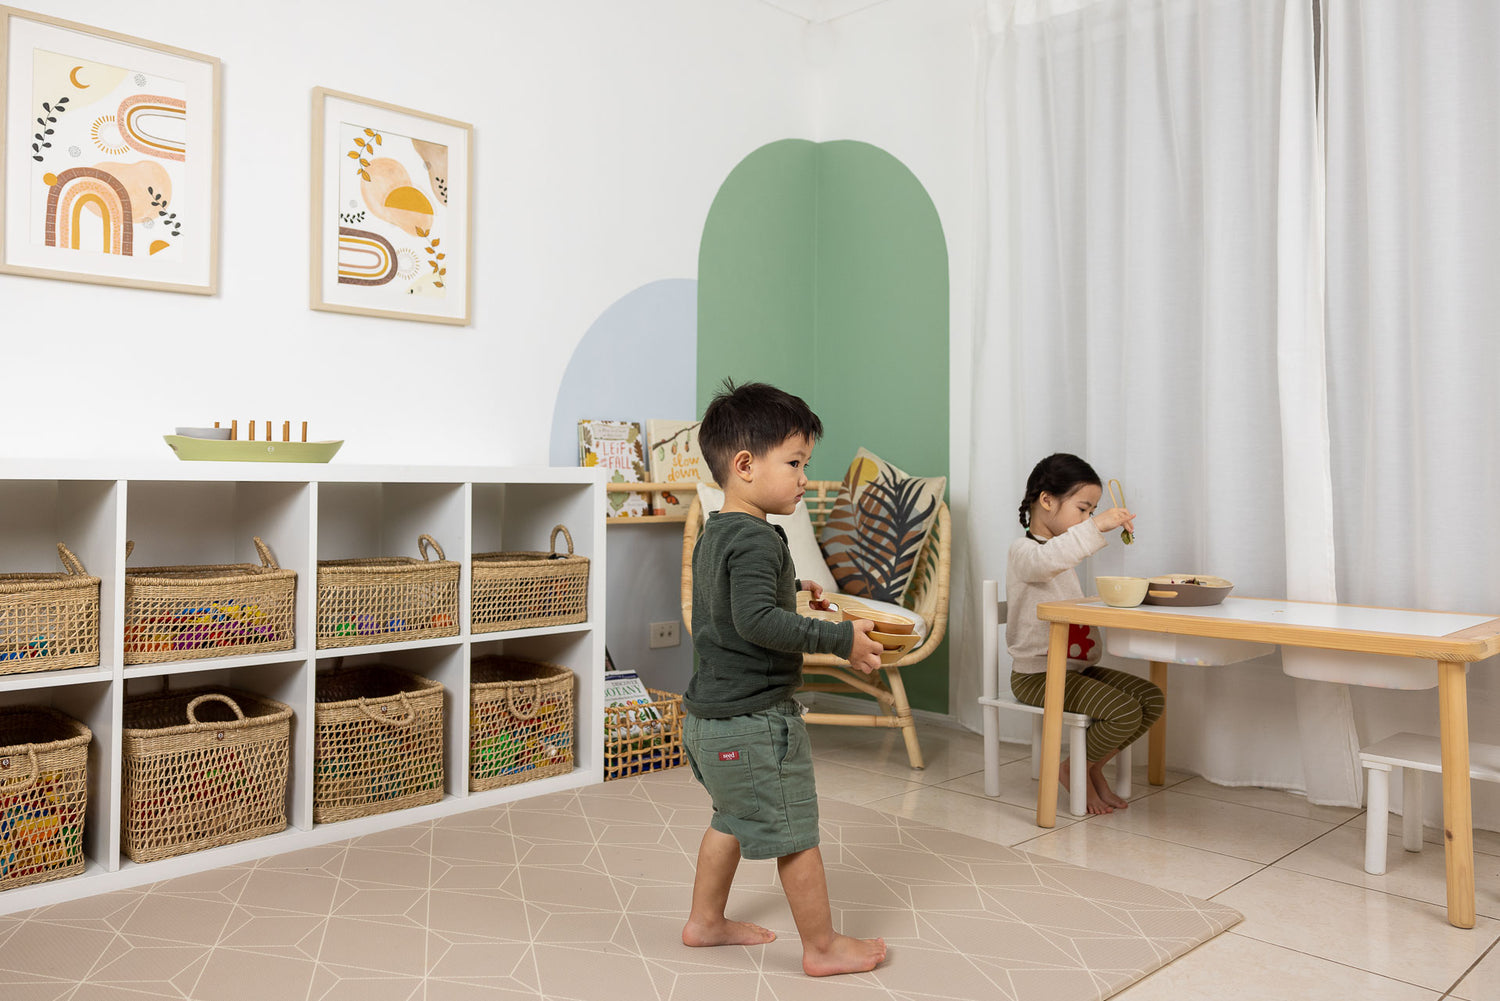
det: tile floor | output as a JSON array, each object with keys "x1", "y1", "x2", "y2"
[{"x1": 3, "y1": 718, "x2": 1498, "y2": 1000}]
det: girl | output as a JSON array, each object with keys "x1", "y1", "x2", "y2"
[{"x1": 1006, "y1": 453, "x2": 1163, "y2": 815}]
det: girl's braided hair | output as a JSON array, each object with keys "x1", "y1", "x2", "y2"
[{"x1": 1018, "y1": 453, "x2": 1101, "y2": 529}]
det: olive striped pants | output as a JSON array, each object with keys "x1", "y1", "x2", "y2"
[{"x1": 1011, "y1": 666, "x2": 1165, "y2": 763}]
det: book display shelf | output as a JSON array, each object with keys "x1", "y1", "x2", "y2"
[{"x1": 0, "y1": 461, "x2": 605, "y2": 915}]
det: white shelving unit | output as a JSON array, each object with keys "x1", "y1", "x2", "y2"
[{"x1": 0, "y1": 460, "x2": 605, "y2": 915}]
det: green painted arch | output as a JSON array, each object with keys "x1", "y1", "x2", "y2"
[{"x1": 697, "y1": 138, "x2": 951, "y2": 713}]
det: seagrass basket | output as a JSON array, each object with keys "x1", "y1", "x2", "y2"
[
  {"x1": 469, "y1": 655, "x2": 574, "y2": 791},
  {"x1": 123, "y1": 538, "x2": 296, "y2": 665},
  {"x1": 604, "y1": 689, "x2": 685, "y2": 781},
  {"x1": 314, "y1": 665, "x2": 445, "y2": 822},
  {"x1": 317, "y1": 535, "x2": 460, "y2": 648},
  {"x1": 0, "y1": 544, "x2": 100, "y2": 675},
  {"x1": 0, "y1": 707, "x2": 91, "y2": 890},
  {"x1": 121, "y1": 686, "x2": 291, "y2": 863},
  {"x1": 471, "y1": 525, "x2": 588, "y2": 633}
]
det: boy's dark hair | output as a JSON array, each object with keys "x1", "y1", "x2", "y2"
[
  {"x1": 699, "y1": 379, "x2": 824, "y2": 486},
  {"x1": 1019, "y1": 452, "x2": 1100, "y2": 528}
]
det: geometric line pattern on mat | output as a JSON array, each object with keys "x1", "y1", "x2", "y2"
[{"x1": 0, "y1": 766, "x2": 1239, "y2": 1001}]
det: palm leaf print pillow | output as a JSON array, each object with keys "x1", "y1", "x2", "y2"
[{"x1": 817, "y1": 448, "x2": 946, "y2": 605}]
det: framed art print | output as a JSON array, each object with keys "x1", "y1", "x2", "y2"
[
  {"x1": 310, "y1": 87, "x2": 472, "y2": 325},
  {"x1": 0, "y1": 6, "x2": 220, "y2": 293}
]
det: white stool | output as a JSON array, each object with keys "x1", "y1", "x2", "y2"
[
  {"x1": 979, "y1": 579, "x2": 1132, "y2": 818},
  {"x1": 1359, "y1": 733, "x2": 1500, "y2": 875}
]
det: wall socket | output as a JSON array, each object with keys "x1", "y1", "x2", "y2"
[{"x1": 649, "y1": 620, "x2": 681, "y2": 649}]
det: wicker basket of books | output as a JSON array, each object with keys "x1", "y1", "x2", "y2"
[
  {"x1": 469, "y1": 655, "x2": 574, "y2": 791},
  {"x1": 123, "y1": 538, "x2": 296, "y2": 665},
  {"x1": 314, "y1": 665, "x2": 445, "y2": 822},
  {"x1": 0, "y1": 707, "x2": 91, "y2": 890},
  {"x1": 603, "y1": 679, "x2": 685, "y2": 781},
  {"x1": 121, "y1": 686, "x2": 291, "y2": 863},
  {"x1": 471, "y1": 525, "x2": 588, "y2": 633},
  {"x1": 0, "y1": 544, "x2": 100, "y2": 675},
  {"x1": 317, "y1": 535, "x2": 460, "y2": 648}
]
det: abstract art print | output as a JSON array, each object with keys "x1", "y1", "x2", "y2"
[
  {"x1": 310, "y1": 88, "x2": 471, "y2": 324},
  {"x1": 0, "y1": 6, "x2": 220, "y2": 293}
]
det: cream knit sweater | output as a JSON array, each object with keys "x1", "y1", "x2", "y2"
[{"x1": 1005, "y1": 519, "x2": 1107, "y2": 675}]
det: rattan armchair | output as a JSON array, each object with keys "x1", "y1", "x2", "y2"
[{"x1": 680, "y1": 481, "x2": 951, "y2": 770}]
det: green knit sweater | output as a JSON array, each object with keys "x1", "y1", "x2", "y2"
[{"x1": 684, "y1": 512, "x2": 855, "y2": 718}]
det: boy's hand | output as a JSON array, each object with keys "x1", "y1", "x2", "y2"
[
  {"x1": 803, "y1": 580, "x2": 833, "y2": 611},
  {"x1": 848, "y1": 620, "x2": 884, "y2": 675},
  {"x1": 1094, "y1": 507, "x2": 1136, "y2": 538}
]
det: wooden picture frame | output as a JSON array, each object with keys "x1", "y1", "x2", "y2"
[
  {"x1": 0, "y1": 5, "x2": 220, "y2": 294},
  {"x1": 310, "y1": 87, "x2": 472, "y2": 325}
]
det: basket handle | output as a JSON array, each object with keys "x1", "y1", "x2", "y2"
[
  {"x1": 0, "y1": 746, "x2": 41, "y2": 794},
  {"x1": 506, "y1": 684, "x2": 544, "y2": 721},
  {"x1": 549, "y1": 524, "x2": 574, "y2": 557},
  {"x1": 358, "y1": 692, "x2": 417, "y2": 728},
  {"x1": 56, "y1": 542, "x2": 88, "y2": 576},
  {"x1": 253, "y1": 536, "x2": 279, "y2": 569},
  {"x1": 187, "y1": 693, "x2": 247, "y2": 724},
  {"x1": 125, "y1": 539, "x2": 135, "y2": 561},
  {"x1": 418, "y1": 534, "x2": 446, "y2": 562}
]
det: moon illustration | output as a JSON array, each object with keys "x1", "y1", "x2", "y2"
[{"x1": 69, "y1": 65, "x2": 89, "y2": 89}]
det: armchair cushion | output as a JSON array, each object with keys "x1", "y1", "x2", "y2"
[
  {"x1": 818, "y1": 448, "x2": 946, "y2": 605},
  {"x1": 695, "y1": 484, "x2": 838, "y2": 595}
]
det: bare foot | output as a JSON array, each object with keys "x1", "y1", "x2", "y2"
[
  {"x1": 682, "y1": 917, "x2": 777, "y2": 947},
  {"x1": 1060, "y1": 760, "x2": 1114, "y2": 815},
  {"x1": 1089, "y1": 764, "x2": 1129, "y2": 809},
  {"x1": 803, "y1": 933, "x2": 887, "y2": 976}
]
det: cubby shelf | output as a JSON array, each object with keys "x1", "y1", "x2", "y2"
[{"x1": 0, "y1": 461, "x2": 605, "y2": 915}]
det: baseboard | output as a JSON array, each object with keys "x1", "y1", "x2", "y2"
[{"x1": 799, "y1": 692, "x2": 964, "y2": 731}]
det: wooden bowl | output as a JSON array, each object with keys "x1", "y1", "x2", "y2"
[
  {"x1": 841, "y1": 607, "x2": 916, "y2": 635},
  {"x1": 1143, "y1": 574, "x2": 1233, "y2": 606}
]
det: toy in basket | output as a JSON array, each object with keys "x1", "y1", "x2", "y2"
[
  {"x1": 471, "y1": 525, "x2": 589, "y2": 633},
  {"x1": 603, "y1": 678, "x2": 685, "y2": 781},
  {"x1": 317, "y1": 535, "x2": 460, "y2": 648},
  {"x1": 122, "y1": 538, "x2": 296, "y2": 665},
  {"x1": 0, "y1": 707, "x2": 91, "y2": 890},
  {"x1": 469, "y1": 655, "x2": 575, "y2": 791},
  {"x1": 313, "y1": 665, "x2": 445, "y2": 822},
  {"x1": 0, "y1": 543, "x2": 100, "y2": 675},
  {"x1": 120, "y1": 686, "x2": 292, "y2": 863}
]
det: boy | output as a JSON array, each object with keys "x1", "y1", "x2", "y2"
[{"x1": 680, "y1": 380, "x2": 888, "y2": 977}]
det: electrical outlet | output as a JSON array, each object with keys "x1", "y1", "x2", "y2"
[{"x1": 649, "y1": 620, "x2": 680, "y2": 649}]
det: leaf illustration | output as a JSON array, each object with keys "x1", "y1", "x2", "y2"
[{"x1": 347, "y1": 151, "x2": 359, "y2": 159}]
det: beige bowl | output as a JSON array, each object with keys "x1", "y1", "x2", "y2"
[
  {"x1": 841, "y1": 607, "x2": 915, "y2": 635},
  {"x1": 1096, "y1": 576, "x2": 1149, "y2": 608}
]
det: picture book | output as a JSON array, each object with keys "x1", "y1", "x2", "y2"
[
  {"x1": 578, "y1": 419, "x2": 650, "y2": 518},
  {"x1": 604, "y1": 669, "x2": 662, "y2": 741},
  {"x1": 645, "y1": 419, "x2": 712, "y2": 517}
]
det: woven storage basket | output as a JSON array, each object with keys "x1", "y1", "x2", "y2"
[
  {"x1": 121, "y1": 686, "x2": 291, "y2": 863},
  {"x1": 123, "y1": 538, "x2": 296, "y2": 665},
  {"x1": 469, "y1": 655, "x2": 574, "y2": 791},
  {"x1": 317, "y1": 535, "x2": 460, "y2": 648},
  {"x1": 604, "y1": 689, "x2": 685, "y2": 781},
  {"x1": 471, "y1": 525, "x2": 589, "y2": 633},
  {"x1": 0, "y1": 544, "x2": 100, "y2": 675},
  {"x1": 314, "y1": 665, "x2": 444, "y2": 822},
  {"x1": 0, "y1": 707, "x2": 91, "y2": 890}
]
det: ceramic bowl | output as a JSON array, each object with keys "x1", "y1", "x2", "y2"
[
  {"x1": 1144, "y1": 574, "x2": 1234, "y2": 606},
  {"x1": 1096, "y1": 576, "x2": 1149, "y2": 608},
  {"x1": 841, "y1": 607, "x2": 916, "y2": 635},
  {"x1": 174, "y1": 426, "x2": 232, "y2": 440}
]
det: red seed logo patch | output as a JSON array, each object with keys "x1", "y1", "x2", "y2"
[{"x1": 718, "y1": 750, "x2": 740, "y2": 761}]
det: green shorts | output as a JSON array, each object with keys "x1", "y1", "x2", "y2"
[{"x1": 683, "y1": 701, "x2": 819, "y2": 860}]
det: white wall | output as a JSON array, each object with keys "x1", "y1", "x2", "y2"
[
  {"x1": 815, "y1": 0, "x2": 985, "y2": 721},
  {"x1": 1, "y1": 0, "x2": 813, "y2": 465}
]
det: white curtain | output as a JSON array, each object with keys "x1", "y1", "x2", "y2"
[
  {"x1": 967, "y1": 0, "x2": 1364, "y2": 804},
  {"x1": 1324, "y1": 0, "x2": 1500, "y2": 829}
]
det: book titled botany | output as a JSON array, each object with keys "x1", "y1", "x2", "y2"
[
  {"x1": 604, "y1": 670, "x2": 661, "y2": 741},
  {"x1": 578, "y1": 419, "x2": 649, "y2": 518},
  {"x1": 645, "y1": 419, "x2": 713, "y2": 517}
]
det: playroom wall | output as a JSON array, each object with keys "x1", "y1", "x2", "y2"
[{"x1": 0, "y1": 0, "x2": 813, "y2": 466}]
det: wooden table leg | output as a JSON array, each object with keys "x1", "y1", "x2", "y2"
[
  {"x1": 1438, "y1": 659, "x2": 1475, "y2": 929},
  {"x1": 1148, "y1": 661, "x2": 1168, "y2": 786},
  {"x1": 1036, "y1": 622, "x2": 1069, "y2": 828}
]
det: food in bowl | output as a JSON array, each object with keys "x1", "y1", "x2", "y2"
[
  {"x1": 1143, "y1": 574, "x2": 1234, "y2": 606},
  {"x1": 1095, "y1": 576, "x2": 1149, "y2": 608}
]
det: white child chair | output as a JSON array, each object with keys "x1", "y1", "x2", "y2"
[
  {"x1": 977, "y1": 578, "x2": 1131, "y2": 818},
  {"x1": 1359, "y1": 733, "x2": 1500, "y2": 875}
]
